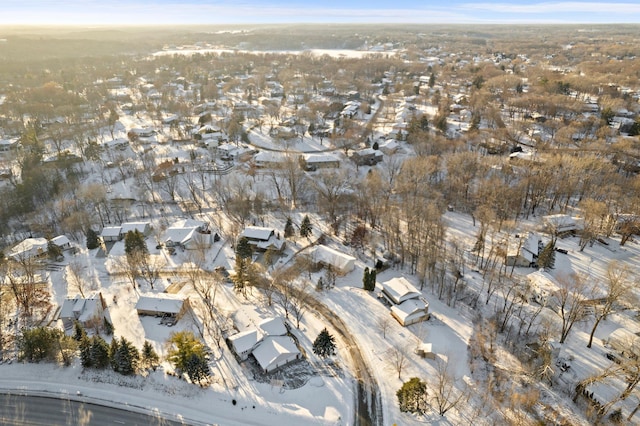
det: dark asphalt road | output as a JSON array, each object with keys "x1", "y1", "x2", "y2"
[{"x1": 0, "y1": 393, "x2": 191, "y2": 426}]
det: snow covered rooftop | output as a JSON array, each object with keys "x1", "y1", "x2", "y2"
[
  {"x1": 381, "y1": 276, "x2": 422, "y2": 305},
  {"x1": 309, "y1": 245, "x2": 356, "y2": 273},
  {"x1": 228, "y1": 328, "x2": 263, "y2": 355},
  {"x1": 252, "y1": 335, "x2": 300, "y2": 373},
  {"x1": 258, "y1": 317, "x2": 288, "y2": 337},
  {"x1": 135, "y1": 294, "x2": 186, "y2": 315},
  {"x1": 240, "y1": 226, "x2": 274, "y2": 241},
  {"x1": 8, "y1": 237, "x2": 48, "y2": 259},
  {"x1": 390, "y1": 298, "x2": 429, "y2": 325}
]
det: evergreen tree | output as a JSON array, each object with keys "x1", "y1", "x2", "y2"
[
  {"x1": 185, "y1": 352, "x2": 210, "y2": 385},
  {"x1": 284, "y1": 217, "x2": 295, "y2": 238},
  {"x1": 167, "y1": 331, "x2": 209, "y2": 381},
  {"x1": 312, "y1": 328, "x2": 336, "y2": 359},
  {"x1": 73, "y1": 321, "x2": 87, "y2": 341},
  {"x1": 86, "y1": 228, "x2": 100, "y2": 250},
  {"x1": 363, "y1": 267, "x2": 371, "y2": 290},
  {"x1": 300, "y1": 215, "x2": 312, "y2": 239},
  {"x1": 90, "y1": 336, "x2": 111, "y2": 369},
  {"x1": 79, "y1": 335, "x2": 92, "y2": 368},
  {"x1": 114, "y1": 337, "x2": 139, "y2": 375},
  {"x1": 47, "y1": 239, "x2": 63, "y2": 260},
  {"x1": 537, "y1": 240, "x2": 556, "y2": 270},
  {"x1": 235, "y1": 237, "x2": 253, "y2": 260},
  {"x1": 397, "y1": 377, "x2": 428, "y2": 414},
  {"x1": 109, "y1": 337, "x2": 119, "y2": 370},
  {"x1": 124, "y1": 230, "x2": 148, "y2": 258},
  {"x1": 142, "y1": 340, "x2": 160, "y2": 369},
  {"x1": 372, "y1": 141, "x2": 379, "y2": 150},
  {"x1": 369, "y1": 269, "x2": 377, "y2": 291}
]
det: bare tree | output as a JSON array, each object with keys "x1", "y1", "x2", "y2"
[
  {"x1": 377, "y1": 315, "x2": 391, "y2": 339},
  {"x1": 555, "y1": 272, "x2": 589, "y2": 344},
  {"x1": 587, "y1": 261, "x2": 637, "y2": 348},
  {"x1": 389, "y1": 345, "x2": 409, "y2": 379},
  {"x1": 431, "y1": 357, "x2": 468, "y2": 417},
  {"x1": 66, "y1": 259, "x2": 93, "y2": 298}
]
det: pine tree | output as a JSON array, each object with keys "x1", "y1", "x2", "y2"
[
  {"x1": 312, "y1": 328, "x2": 336, "y2": 359},
  {"x1": 284, "y1": 217, "x2": 295, "y2": 238},
  {"x1": 124, "y1": 230, "x2": 148, "y2": 258},
  {"x1": 109, "y1": 338, "x2": 119, "y2": 370},
  {"x1": 79, "y1": 335, "x2": 92, "y2": 368},
  {"x1": 73, "y1": 321, "x2": 87, "y2": 341},
  {"x1": 300, "y1": 215, "x2": 312, "y2": 239},
  {"x1": 363, "y1": 267, "x2": 371, "y2": 290},
  {"x1": 397, "y1": 377, "x2": 427, "y2": 414},
  {"x1": 235, "y1": 237, "x2": 253, "y2": 260},
  {"x1": 537, "y1": 240, "x2": 556, "y2": 270},
  {"x1": 114, "y1": 337, "x2": 139, "y2": 375},
  {"x1": 86, "y1": 228, "x2": 100, "y2": 250},
  {"x1": 142, "y1": 340, "x2": 160, "y2": 369},
  {"x1": 369, "y1": 269, "x2": 377, "y2": 291},
  {"x1": 90, "y1": 336, "x2": 110, "y2": 369},
  {"x1": 185, "y1": 352, "x2": 210, "y2": 385}
]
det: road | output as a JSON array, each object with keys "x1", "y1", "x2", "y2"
[
  {"x1": 306, "y1": 294, "x2": 383, "y2": 426},
  {"x1": 0, "y1": 394, "x2": 191, "y2": 426}
]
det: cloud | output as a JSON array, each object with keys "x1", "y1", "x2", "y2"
[{"x1": 462, "y1": 1, "x2": 640, "y2": 14}]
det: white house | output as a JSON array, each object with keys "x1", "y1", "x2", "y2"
[
  {"x1": 258, "y1": 317, "x2": 288, "y2": 337},
  {"x1": 163, "y1": 219, "x2": 216, "y2": 250},
  {"x1": 543, "y1": 214, "x2": 582, "y2": 234},
  {"x1": 8, "y1": 237, "x2": 49, "y2": 261},
  {"x1": 120, "y1": 221, "x2": 152, "y2": 237},
  {"x1": 380, "y1": 277, "x2": 429, "y2": 327},
  {"x1": 228, "y1": 328, "x2": 263, "y2": 361},
  {"x1": 505, "y1": 232, "x2": 542, "y2": 267},
  {"x1": 391, "y1": 298, "x2": 430, "y2": 327},
  {"x1": 302, "y1": 153, "x2": 341, "y2": 170},
  {"x1": 254, "y1": 151, "x2": 289, "y2": 168},
  {"x1": 100, "y1": 226, "x2": 122, "y2": 242},
  {"x1": 51, "y1": 235, "x2": 72, "y2": 251},
  {"x1": 58, "y1": 293, "x2": 106, "y2": 332},
  {"x1": 239, "y1": 226, "x2": 285, "y2": 252},
  {"x1": 605, "y1": 328, "x2": 640, "y2": 359},
  {"x1": 309, "y1": 245, "x2": 356, "y2": 275},
  {"x1": 252, "y1": 335, "x2": 301, "y2": 373},
  {"x1": 381, "y1": 277, "x2": 422, "y2": 305},
  {"x1": 135, "y1": 294, "x2": 190, "y2": 321}
]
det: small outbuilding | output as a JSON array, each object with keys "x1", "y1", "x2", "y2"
[{"x1": 135, "y1": 294, "x2": 190, "y2": 322}]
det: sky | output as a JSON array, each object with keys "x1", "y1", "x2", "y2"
[{"x1": 0, "y1": 0, "x2": 639, "y2": 25}]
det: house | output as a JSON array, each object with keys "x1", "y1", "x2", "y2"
[
  {"x1": 58, "y1": 293, "x2": 106, "y2": 332},
  {"x1": 542, "y1": 214, "x2": 582, "y2": 234},
  {"x1": 258, "y1": 317, "x2": 288, "y2": 337},
  {"x1": 135, "y1": 294, "x2": 190, "y2": 321},
  {"x1": 505, "y1": 232, "x2": 542, "y2": 267},
  {"x1": 163, "y1": 219, "x2": 216, "y2": 250},
  {"x1": 381, "y1": 277, "x2": 422, "y2": 305},
  {"x1": 391, "y1": 298, "x2": 430, "y2": 326},
  {"x1": 605, "y1": 328, "x2": 640, "y2": 359},
  {"x1": 51, "y1": 235, "x2": 72, "y2": 251},
  {"x1": 100, "y1": 226, "x2": 122, "y2": 242},
  {"x1": 254, "y1": 151, "x2": 289, "y2": 168},
  {"x1": 228, "y1": 328, "x2": 263, "y2": 361},
  {"x1": 252, "y1": 335, "x2": 301, "y2": 373},
  {"x1": 351, "y1": 148, "x2": 383, "y2": 166},
  {"x1": 120, "y1": 221, "x2": 152, "y2": 237},
  {"x1": 308, "y1": 245, "x2": 356, "y2": 275},
  {"x1": 239, "y1": 226, "x2": 285, "y2": 252},
  {"x1": 380, "y1": 277, "x2": 430, "y2": 327},
  {"x1": 8, "y1": 237, "x2": 49, "y2": 261},
  {"x1": 378, "y1": 139, "x2": 399, "y2": 155},
  {"x1": 0, "y1": 138, "x2": 20, "y2": 152},
  {"x1": 302, "y1": 153, "x2": 341, "y2": 171},
  {"x1": 526, "y1": 270, "x2": 559, "y2": 306}
]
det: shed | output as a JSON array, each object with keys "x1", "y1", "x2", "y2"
[{"x1": 415, "y1": 343, "x2": 436, "y2": 360}]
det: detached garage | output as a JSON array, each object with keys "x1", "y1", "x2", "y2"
[{"x1": 135, "y1": 294, "x2": 190, "y2": 321}]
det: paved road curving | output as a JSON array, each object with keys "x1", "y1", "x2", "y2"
[{"x1": 306, "y1": 294, "x2": 383, "y2": 426}]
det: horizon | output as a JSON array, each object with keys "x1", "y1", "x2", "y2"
[{"x1": 1, "y1": 1, "x2": 640, "y2": 26}]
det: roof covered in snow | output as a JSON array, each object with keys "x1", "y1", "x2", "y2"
[
  {"x1": 381, "y1": 276, "x2": 422, "y2": 305},
  {"x1": 135, "y1": 294, "x2": 186, "y2": 315},
  {"x1": 252, "y1": 335, "x2": 300, "y2": 372}
]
